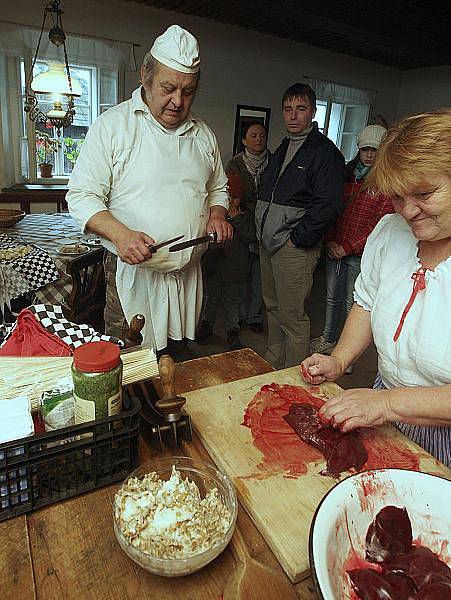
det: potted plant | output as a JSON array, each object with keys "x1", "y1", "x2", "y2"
[
  {"x1": 36, "y1": 131, "x2": 61, "y2": 178},
  {"x1": 63, "y1": 135, "x2": 84, "y2": 168}
]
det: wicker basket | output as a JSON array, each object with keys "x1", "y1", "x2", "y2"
[{"x1": 0, "y1": 209, "x2": 26, "y2": 228}]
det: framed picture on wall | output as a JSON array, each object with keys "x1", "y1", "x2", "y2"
[{"x1": 232, "y1": 104, "x2": 271, "y2": 156}]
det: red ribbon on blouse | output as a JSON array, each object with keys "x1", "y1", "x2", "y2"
[{"x1": 393, "y1": 267, "x2": 427, "y2": 342}]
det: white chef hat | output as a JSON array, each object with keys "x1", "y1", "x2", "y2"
[{"x1": 144, "y1": 25, "x2": 200, "y2": 74}]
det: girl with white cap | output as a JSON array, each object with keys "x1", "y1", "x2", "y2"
[{"x1": 310, "y1": 124, "x2": 393, "y2": 367}]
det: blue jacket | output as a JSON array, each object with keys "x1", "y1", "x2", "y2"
[{"x1": 255, "y1": 123, "x2": 345, "y2": 253}]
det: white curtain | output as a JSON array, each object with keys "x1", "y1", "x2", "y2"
[
  {"x1": 0, "y1": 54, "x2": 23, "y2": 189},
  {"x1": 305, "y1": 76, "x2": 375, "y2": 105},
  {"x1": 0, "y1": 21, "x2": 136, "y2": 70}
]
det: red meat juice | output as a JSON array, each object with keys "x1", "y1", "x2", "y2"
[{"x1": 242, "y1": 383, "x2": 420, "y2": 479}]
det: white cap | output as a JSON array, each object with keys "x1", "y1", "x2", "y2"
[
  {"x1": 357, "y1": 124, "x2": 387, "y2": 149},
  {"x1": 144, "y1": 25, "x2": 200, "y2": 74}
]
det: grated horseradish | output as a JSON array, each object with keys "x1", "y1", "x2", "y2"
[{"x1": 114, "y1": 466, "x2": 231, "y2": 559}]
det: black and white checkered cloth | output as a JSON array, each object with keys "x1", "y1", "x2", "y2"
[
  {"x1": 0, "y1": 234, "x2": 60, "y2": 307},
  {"x1": 0, "y1": 305, "x2": 123, "y2": 352}
]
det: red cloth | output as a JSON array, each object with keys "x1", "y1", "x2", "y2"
[
  {"x1": 227, "y1": 173, "x2": 245, "y2": 199},
  {"x1": 325, "y1": 179, "x2": 394, "y2": 256},
  {"x1": 0, "y1": 309, "x2": 72, "y2": 357}
]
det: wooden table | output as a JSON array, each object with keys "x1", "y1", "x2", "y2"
[
  {"x1": 0, "y1": 213, "x2": 104, "y2": 324},
  {"x1": 0, "y1": 350, "x2": 323, "y2": 599},
  {"x1": 0, "y1": 184, "x2": 68, "y2": 214}
]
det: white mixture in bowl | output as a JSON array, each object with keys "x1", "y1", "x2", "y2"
[{"x1": 114, "y1": 466, "x2": 231, "y2": 559}]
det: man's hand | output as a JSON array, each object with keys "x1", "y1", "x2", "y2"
[
  {"x1": 319, "y1": 388, "x2": 393, "y2": 432},
  {"x1": 207, "y1": 206, "x2": 233, "y2": 243},
  {"x1": 112, "y1": 228, "x2": 155, "y2": 265},
  {"x1": 86, "y1": 211, "x2": 155, "y2": 265}
]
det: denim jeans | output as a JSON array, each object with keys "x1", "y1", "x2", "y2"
[
  {"x1": 323, "y1": 254, "x2": 362, "y2": 343},
  {"x1": 240, "y1": 252, "x2": 263, "y2": 325}
]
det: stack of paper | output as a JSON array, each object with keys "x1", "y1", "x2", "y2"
[{"x1": 0, "y1": 396, "x2": 35, "y2": 444}]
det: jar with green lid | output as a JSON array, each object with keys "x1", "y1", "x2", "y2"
[{"x1": 72, "y1": 341, "x2": 123, "y2": 424}]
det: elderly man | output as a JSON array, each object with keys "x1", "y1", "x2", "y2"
[
  {"x1": 255, "y1": 83, "x2": 345, "y2": 369},
  {"x1": 67, "y1": 25, "x2": 232, "y2": 351}
]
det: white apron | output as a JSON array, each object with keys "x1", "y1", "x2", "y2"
[{"x1": 112, "y1": 114, "x2": 215, "y2": 350}]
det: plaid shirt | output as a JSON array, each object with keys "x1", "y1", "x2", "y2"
[{"x1": 325, "y1": 179, "x2": 394, "y2": 256}]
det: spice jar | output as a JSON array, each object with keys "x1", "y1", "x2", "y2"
[{"x1": 72, "y1": 341, "x2": 123, "y2": 424}]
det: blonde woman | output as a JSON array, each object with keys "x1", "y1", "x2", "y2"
[{"x1": 302, "y1": 109, "x2": 451, "y2": 466}]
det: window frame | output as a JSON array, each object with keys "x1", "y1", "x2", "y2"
[
  {"x1": 21, "y1": 57, "x2": 121, "y2": 184},
  {"x1": 318, "y1": 98, "x2": 371, "y2": 161}
]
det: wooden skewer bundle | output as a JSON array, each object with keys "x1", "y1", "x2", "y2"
[{"x1": 0, "y1": 347, "x2": 158, "y2": 409}]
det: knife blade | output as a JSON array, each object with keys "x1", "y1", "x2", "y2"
[
  {"x1": 147, "y1": 234, "x2": 184, "y2": 253},
  {"x1": 169, "y1": 232, "x2": 217, "y2": 252}
]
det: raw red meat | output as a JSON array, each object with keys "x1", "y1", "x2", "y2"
[
  {"x1": 384, "y1": 546, "x2": 451, "y2": 590},
  {"x1": 365, "y1": 506, "x2": 413, "y2": 563},
  {"x1": 415, "y1": 581, "x2": 451, "y2": 599},
  {"x1": 348, "y1": 568, "x2": 416, "y2": 600},
  {"x1": 283, "y1": 403, "x2": 368, "y2": 477},
  {"x1": 348, "y1": 506, "x2": 451, "y2": 600}
]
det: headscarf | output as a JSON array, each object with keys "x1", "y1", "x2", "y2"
[{"x1": 242, "y1": 149, "x2": 269, "y2": 193}]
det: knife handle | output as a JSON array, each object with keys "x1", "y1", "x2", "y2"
[{"x1": 208, "y1": 231, "x2": 217, "y2": 243}]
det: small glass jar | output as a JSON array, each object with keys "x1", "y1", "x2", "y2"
[{"x1": 72, "y1": 341, "x2": 123, "y2": 424}]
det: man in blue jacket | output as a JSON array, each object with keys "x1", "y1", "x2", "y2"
[{"x1": 255, "y1": 83, "x2": 345, "y2": 369}]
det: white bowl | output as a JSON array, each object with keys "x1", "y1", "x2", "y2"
[{"x1": 309, "y1": 468, "x2": 451, "y2": 600}]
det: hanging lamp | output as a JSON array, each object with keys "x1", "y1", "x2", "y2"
[{"x1": 24, "y1": 0, "x2": 81, "y2": 135}]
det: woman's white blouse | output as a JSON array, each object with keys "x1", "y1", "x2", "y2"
[{"x1": 354, "y1": 213, "x2": 451, "y2": 389}]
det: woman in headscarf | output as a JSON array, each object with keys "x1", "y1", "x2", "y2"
[
  {"x1": 302, "y1": 110, "x2": 451, "y2": 466},
  {"x1": 227, "y1": 122, "x2": 270, "y2": 333}
]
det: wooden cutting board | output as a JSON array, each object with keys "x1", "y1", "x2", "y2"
[{"x1": 183, "y1": 365, "x2": 450, "y2": 583}]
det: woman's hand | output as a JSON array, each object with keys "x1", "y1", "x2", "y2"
[
  {"x1": 300, "y1": 353, "x2": 345, "y2": 384},
  {"x1": 319, "y1": 388, "x2": 393, "y2": 432},
  {"x1": 227, "y1": 201, "x2": 241, "y2": 218},
  {"x1": 327, "y1": 243, "x2": 347, "y2": 260}
]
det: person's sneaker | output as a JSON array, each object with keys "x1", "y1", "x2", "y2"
[
  {"x1": 310, "y1": 335, "x2": 337, "y2": 354},
  {"x1": 248, "y1": 322, "x2": 264, "y2": 334},
  {"x1": 195, "y1": 321, "x2": 213, "y2": 343},
  {"x1": 226, "y1": 328, "x2": 243, "y2": 350}
]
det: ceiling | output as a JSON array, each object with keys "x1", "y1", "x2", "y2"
[{"x1": 123, "y1": 0, "x2": 451, "y2": 70}]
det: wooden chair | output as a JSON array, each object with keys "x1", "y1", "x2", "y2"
[{"x1": 61, "y1": 247, "x2": 106, "y2": 328}]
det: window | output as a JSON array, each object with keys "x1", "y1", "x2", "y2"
[
  {"x1": 319, "y1": 100, "x2": 370, "y2": 162},
  {"x1": 304, "y1": 77, "x2": 374, "y2": 163},
  {"x1": 20, "y1": 59, "x2": 119, "y2": 181}
]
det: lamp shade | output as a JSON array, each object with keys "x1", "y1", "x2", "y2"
[{"x1": 31, "y1": 62, "x2": 82, "y2": 97}]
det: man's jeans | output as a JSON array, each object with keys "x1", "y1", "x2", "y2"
[{"x1": 323, "y1": 254, "x2": 361, "y2": 342}]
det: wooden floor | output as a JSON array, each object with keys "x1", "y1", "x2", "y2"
[{"x1": 180, "y1": 251, "x2": 379, "y2": 391}]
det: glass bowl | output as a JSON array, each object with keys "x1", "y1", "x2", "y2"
[{"x1": 113, "y1": 456, "x2": 237, "y2": 577}]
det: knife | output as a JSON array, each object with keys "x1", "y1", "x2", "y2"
[
  {"x1": 147, "y1": 234, "x2": 184, "y2": 253},
  {"x1": 169, "y1": 231, "x2": 217, "y2": 252}
]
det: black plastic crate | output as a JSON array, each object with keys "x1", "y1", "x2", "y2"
[{"x1": 0, "y1": 391, "x2": 140, "y2": 521}]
